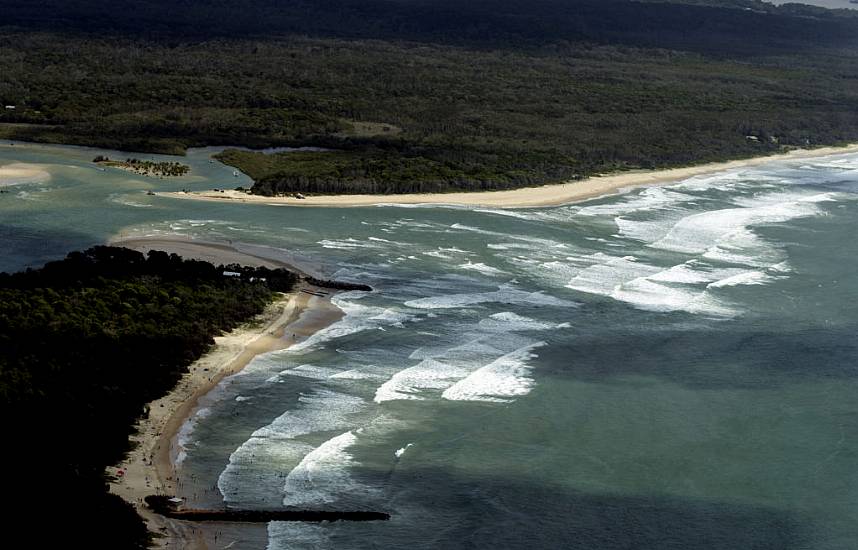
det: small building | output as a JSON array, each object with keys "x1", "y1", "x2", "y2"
[
  {"x1": 4, "y1": 105, "x2": 15, "y2": 110},
  {"x1": 222, "y1": 271, "x2": 241, "y2": 278}
]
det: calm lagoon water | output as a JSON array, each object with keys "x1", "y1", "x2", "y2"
[{"x1": 2, "y1": 142, "x2": 857, "y2": 549}]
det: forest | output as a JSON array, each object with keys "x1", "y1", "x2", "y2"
[
  {"x1": 2, "y1": 1, "x2": 858, "y2": 193},
  {"x1": 0, "y1": 246, "x2": 297, "y2": 548}
]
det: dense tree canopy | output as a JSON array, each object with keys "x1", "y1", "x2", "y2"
[
  {"x1": 0, "y1": 247, "x2": 297, "y2": 548},
  {"x1": 3, "y1": 1, "x2": 858, "y2": 194}
]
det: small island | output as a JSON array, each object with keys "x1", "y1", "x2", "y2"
[{"x1": 93, "y1": 155, "x2": 190, "y2": 177}]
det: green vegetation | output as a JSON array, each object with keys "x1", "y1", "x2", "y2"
[
  {"x1": 216, "y1": 148, "x2": 578, "y2": 194},
  {"x1": 0, "y1": 246, "x2": 297, "y2": 548},
  {"x1": 93, "y1": 156, "x2": 190, "y2": 177},
  {"x1": 1, "y1": 0, "x2": 858, "y2": 194}
]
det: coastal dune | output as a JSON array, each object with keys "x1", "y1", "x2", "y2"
[{"x1": 161, "y1": 144, "x2": 858, "y2": 208}]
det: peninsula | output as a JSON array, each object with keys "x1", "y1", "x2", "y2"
[
  {"x1": 0, "y1": 243, "x2": 356, "y2": 548},
  {"x1": 164, "y1": 143, "x2": 858, "y2": 208}
]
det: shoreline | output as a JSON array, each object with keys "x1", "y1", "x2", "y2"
[
  {"x1": 106, "y1": 237, "x2": 345, "y2": 549},
  {"x1": 110, "y1": 235, "x2": 332, "y2": 284},
  {"x1": 159, "y1": 143, "x2": 858, "y2": 209}
]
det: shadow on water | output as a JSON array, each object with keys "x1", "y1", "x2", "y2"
[
  {"x1": 0, "y1": 223, "x2": 102, "y2": 273},
  {"x1": 541, "y1": 325, "x2": 858, "y2": 389},
  {"x1": 378, "y1": 468, "x2": 811, "y2": 550}
]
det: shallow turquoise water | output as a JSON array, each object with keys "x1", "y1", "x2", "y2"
[{"x1": 2, "y1": 142, "x2": 857, "y2": 549}]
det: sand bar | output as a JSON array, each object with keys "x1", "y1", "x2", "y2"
[
  {"x1": 160, "y1": 144, "x2": 858, "y2": 209},
  {"x1": 111, "y1": 234, "x2": 330, "y2": 279},
  {"x1": 0, "y1": 162, "x2": 51, "y2": 186},
  {"x1": 106, "y1": 237, "x2": 346, "y2": 549}
]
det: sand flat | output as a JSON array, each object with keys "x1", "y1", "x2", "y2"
[{"x1": 0, "y1": 162, "x2": 51, "y2": 186}]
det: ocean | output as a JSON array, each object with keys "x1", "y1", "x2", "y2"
[{"x1": 2, "y1": 141, "x2": 857, "y2": 549}]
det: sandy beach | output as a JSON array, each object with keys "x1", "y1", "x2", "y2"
[
  {"x1": 160, "y1": 144, "x2": 858, "y2": 209},
  {"x1": 113, "y1": 236, "x2": 305, "y2": 273},
  {"x1": 0, "y1": 162, "x2": 51, "y2": 186},
  {"x1": 106, "y1": 237, "x2": 345, "y2": 549}
]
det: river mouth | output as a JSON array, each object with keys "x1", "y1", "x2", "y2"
[{"x1": 3, "y1": 140, "x2": 858, "y2": 549}]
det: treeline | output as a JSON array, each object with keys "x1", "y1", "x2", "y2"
[
  {"x1": 0, "y1": 246, "x2": 297, "y2": 548},
  {"x1": 2, "y1": 0, "x2": 858, "y2": 56},
  {"x1": 218, "y1": 148, "x2": 581, "y2": 195},
  {"x1": 3, "y1": 31, "x2": 858, "y2": 194},
  {"x1": 3, "y1": 3, "x2": 858, "y2": 193},
  {"x1": 94, "y1": 156, "x2": 191, "y2": 177}
]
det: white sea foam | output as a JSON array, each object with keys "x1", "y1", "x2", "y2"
[
  {"x1": 281, "y1": 430, "x2": 367, "y2": 507},
  {"x1": 707, "y1": 270, "x2": 773, "y2": 288},
  {"x1": 455, "y1": 190, "x2": 829, "y2": 316},
  {"x1": 374, "y1": 359, "x2": 470, "y2": 403},
  {"x1": 615, "y1": 217, "x2": 673, "y2": 242},
  {"x1": 175, "y1": 407, "x2": 211, "y2": 465},
  {"x1": 768, "y1": 261, "x2": 791, "y2": 273},
  {"x1": 285, "y1": 292, "x2": 416, "y2": 353},
  {"x1": 404, "y1": 285, "x2": 577, "y2": 310},
  {"x1": 651, "y1": 192, "x2": 835, "y2": 261},
  {"x1": 250, "y1": 391, "x2": 365, "y2": 441},
  {"x1": 415, "y1": 330, "x2": 538, "y2": 362},
  {"x1": 408, "y1": 337, "x2": 506, "y2": 363},
  {"x1": 561, "y1": 251, "x2": 782, "y2": 316},
  {"x1": 395, "y1": 443, "x2": 414, "y2": 458},
  {"x1": 278, "y1": 364, "x2": 342, "y2": 380},
  {"x1": 377, "y1": 324, "x2": 555, "y2": 404},
  {"x1": 107, "y1": 193, "x2": 153, "y2": 208},
  {"x1": 458, "y1": 262, "x2": 508, "y2": 276},
  {"x1": 478, "y1": 311, "x2": 570, "y2": 331},
  {"x1": 218, "y1": 391, "x2": 365, "y2": 506},
  {"x1": 442, "y1": 342, "x2": 545, "y2": 402},
  {"x1": 647, "y1": 262, "x2": 717, "y2": 285},
  {"x1": 368, "y1": 236, "x2": 407, "y2": 245},
  {"x1": 422, "y1": 250, "x2": 458, "y2": 260},
  {"x1": 450, "y1": 222, "x2": 569, "y2": 249},
  {"x1": 565, "y1": 254, "x2": 662, "y2": 296},
  {"x1": 267, "y1": 522, "x2": 329, "y2": 550},
  {"x1": 318, "y1": 238, "x2": 383, "y2": 250},
  {"x1": 369, "y1": 307, "x2": 414, "y2": 326},
  {"x1": 611, "y1": 277, "x2": 736, "y2": 317},
  {"x1": 219, "y1": 439, "x2": 314, "y2": 507},
  {"x1": 329, "y1": 367, "x2": 388, "y2": 381},
  {"x1": 671, "y1": 169, "x2": 754, "y2": 192},
  {"x1": 575, "y1": 187, "x2": 694, "y2": 217},
  {"x1": 472, "y1": 207, "x2": 538, "y2": 220}
]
